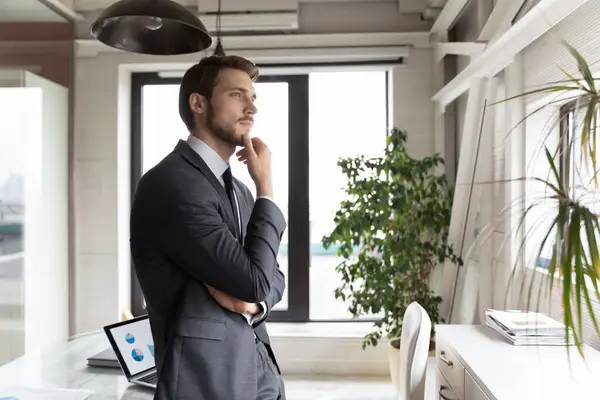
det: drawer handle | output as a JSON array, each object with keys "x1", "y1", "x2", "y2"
[
  {"x1": 440, "y1": 351, "x2": 454, "y2": 367},
  {"x1": 439, "y1": 385, "x2": 456, "y2": 400}
]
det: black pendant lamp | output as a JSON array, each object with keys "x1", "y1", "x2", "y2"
[
  {"x1": 90, "y1": 0, "x2": 213, "y2": 55},
  {"x1": 212, "y1": 0, "x2": 225, "y2": 56}
]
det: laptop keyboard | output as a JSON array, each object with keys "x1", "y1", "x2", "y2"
[{"x1": 139, "y1": 373, "x2": 158, "y2": 385}]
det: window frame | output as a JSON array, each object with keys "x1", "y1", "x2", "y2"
[
  {"x1": 534, "y1": 100, "x2": 593, "y2": 270},
  {"x1": 130, "y1": 69, "x2": 389, "y2": 322}
]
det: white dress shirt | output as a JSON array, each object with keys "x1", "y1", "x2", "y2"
[{"x1": 186, "y1": 134, "x2": 272, "y2": 326}]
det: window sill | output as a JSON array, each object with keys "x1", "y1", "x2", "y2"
[
  {"x1": 267, "y1": 321, "x2": 390, "y2": 377},
  {"x1": 267, "y1": 321, "x2": 380, "y2": 339}
]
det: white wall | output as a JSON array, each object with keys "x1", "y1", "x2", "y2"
[
  {"x1": 72, "y1": 44, "x2": 437, "y2": 335},
  {"x1": 516, "y1": 0, "x2": 600, "y2": 350},
  {"x1": 433, "y1": 0, "x2": 516, "y2": 323},
  {"x1": 24, "y1": 72, "x2": 70, "y2": 354},
  {"x1": 73, "y1": 52, "x2": 128, "y2": 335},
  {"x1": 447, "y1": 0, "x2": 600, "y2": 348},
  {"x1": 391, "y1": 48, "x2": 435, "y2": 158}
]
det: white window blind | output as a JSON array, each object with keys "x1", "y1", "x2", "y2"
[{"x1": 523, "y1": 0, "x2": 600, "y2": 93}]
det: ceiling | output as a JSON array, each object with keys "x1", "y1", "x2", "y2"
[
  {"x1": 0, "y1": 0, "x2": 67, "y2": 22},
  {"x1": 72, "y1": 0, "x2": 435, "y2": 13}
]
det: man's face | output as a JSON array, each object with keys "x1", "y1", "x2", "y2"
[{"x1": 204, "y1": 68, "x2": 257, "y2": 146}]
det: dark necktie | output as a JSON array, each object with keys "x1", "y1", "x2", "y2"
[{"x1": 222, "y1": 167, "x2": 241, "y2": 241}]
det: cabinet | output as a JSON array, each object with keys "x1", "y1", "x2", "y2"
[
  {"x1": 434, "y1": 344, "x2": 487, "y2": 400},
  {"x1": 434, "y1": 325, "x2": 600, "y2": 400}
]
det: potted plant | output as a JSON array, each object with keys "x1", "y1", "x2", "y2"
[
  {"x1": 321, "y1": 127, "x2": 462, "y2": 388},
  {"x1": 476, "y1": 42, "x2": 600, "y2": 356}
]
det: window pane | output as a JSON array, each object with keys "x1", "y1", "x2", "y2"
[
  {"x1": 0, "y1": 87, "x2": 27, "y2": 365},
  {"x1": 141, "y1": 82, "x2": 290, "y2": 311},
  {"x1": 229, "y1": 82, "x2": 290, "y2": 311},
  {"x1": 308, "y1": 71, "x2": 387, "y2": 320},
  {"x1": 570, "y1": 108, "x2": 600, "y2": 266},
  {"x1": 142, "y1": 85, "x2": 188, "y2": 175}
]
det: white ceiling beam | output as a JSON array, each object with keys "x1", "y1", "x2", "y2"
[
  {"x1": 430, "y1": 0, "x2": 471, "y2": 36},
  {"x1": 398, "y1": 0, "x2": 428, "y2": 14},
  {"x1": 477, "y1": 0, "x2": 526, "y2": 42},
  {"x1": 432, "y1": 0, "x2": 591, "y2": 111},
  {"x1": 200, "y1": 11, "x2": 299, "y2": 32},
  {"x1": 39, "y1": 0, "x2": 86, "y2": 21},
  {"x1": 154, "y1": 46, "x2": 409, "y2": 74},
  {"x1": 434, "y1": 42, "x2": 486, "y2": 62},
  {"x1": 197, "y1": 0, "x2": 298, "y2": 13},
  {"x1": 427, "y1": 0, "x2": 448, "y2": 7},
  {"x1": 74, "y1": 0, "x2": 397, "y2": 12},
  {"x1": 77, "y1": 31, "x2": 431, "y2": 57}
]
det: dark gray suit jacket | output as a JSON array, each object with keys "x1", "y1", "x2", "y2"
[{"x1": 130, "y1": 140, "x2": 287, "y2": 400}]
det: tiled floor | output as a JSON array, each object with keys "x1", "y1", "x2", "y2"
[
  {"x1": 285, "y1": 376, "x2": 397, "y2": 400},
  {"x1": 284, "y1": 358, "x2": 436, "y2": 400}
]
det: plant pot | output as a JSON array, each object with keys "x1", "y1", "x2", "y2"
[
  {"x1": 388, "y1": 338, "x2": 402, "y2": 391},
  {"x1": 388, "y1": 337, "x2": 436, "y2": 392}
]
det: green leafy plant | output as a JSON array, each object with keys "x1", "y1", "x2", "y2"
[
  {"x1": 322, "y1": 127, "x2": 462, "y2": 349},
  {"x1": 490, "y1": 42, "x2": 600, "y2": 356}
]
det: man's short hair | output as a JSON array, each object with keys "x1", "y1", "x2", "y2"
[{"x1": 178, "y1": 55, "x2": 260, "y2": 131}]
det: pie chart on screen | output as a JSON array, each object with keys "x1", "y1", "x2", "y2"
[
  {"x1": 147, "y1": 344, "x2": 155, "y2": 358},
  {"x1": 125, "y1": 333, "x2": 135, "y2": 344},
  {"x1": 131, "y1": 348, "x2": 144, "y2": 362}
]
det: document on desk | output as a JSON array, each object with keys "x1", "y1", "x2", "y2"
[{"x1": 0, "y1": 385, "x2": 93, "y2": 400}]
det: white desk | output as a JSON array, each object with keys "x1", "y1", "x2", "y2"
[
  {"x1": 0, "y1": 332, "x2": 154, "y2": 399},
  {"x1": 0, "y1": 331, "x2": 399, "y2": 399},
  {"x1": 435, "y1": 325, "x2": 600, "y2": 400}
]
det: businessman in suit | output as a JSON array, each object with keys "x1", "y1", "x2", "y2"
[{"x1": 130, "y1": 55, "x2": 287, "y2": 400}]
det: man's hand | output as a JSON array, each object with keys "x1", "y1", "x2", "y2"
[
  {"x1": 236, "y1": 135, "x2": 273, "y2": 197},
  {"x1": 206, "y1": 284, "x2": 262, "y2": 315}
]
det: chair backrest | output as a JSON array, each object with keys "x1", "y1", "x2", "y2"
[{"x1": 397, "y1": 302, "x2": 432, "y2": 400}]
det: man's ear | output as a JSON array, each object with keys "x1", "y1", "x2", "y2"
[{"x1": 189, "y1": 93, "x2": 207, "y2": 115}]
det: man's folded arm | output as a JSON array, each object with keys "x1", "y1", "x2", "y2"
[
  {"x1": 252, "y1": 265, "x2": 286, "y2": 327},
  {"x1": 158, "y1": 194, "x2": 286, "y2": 304}
]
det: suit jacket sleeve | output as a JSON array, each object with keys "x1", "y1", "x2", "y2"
[
  {"x1": 246, "y1": 194, "x2": 286, "y2": 325},
  {"x1": 156, "y1": 182, "x2": 287, "y2": 304},
  {"x1": 252, "y1": 263, "x2": 286, "y2": 327}
]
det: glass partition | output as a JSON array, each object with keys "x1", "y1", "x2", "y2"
[{"x1": 0, "y1": 1, "x2": 72, "y2": 366}]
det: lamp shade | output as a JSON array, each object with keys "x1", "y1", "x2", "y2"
[
  {"x1": 90, "y1": 0, "x2": 213, "y2": 55},
  {"x1": 213, "y1": 38, "x2": 225, "y2": 56}
]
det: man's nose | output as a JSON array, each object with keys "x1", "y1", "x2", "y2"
[{"x1": 245, "y1": 102, "x2": 257, "y2": 115}]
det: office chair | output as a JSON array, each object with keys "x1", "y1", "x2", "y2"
[{"x1": 396, "y1": 301, "x2": 432, "y2": 400}]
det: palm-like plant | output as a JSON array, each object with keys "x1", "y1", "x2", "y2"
[{"x1": 487, "y1": 42, "x2": 600, "y2": 356}]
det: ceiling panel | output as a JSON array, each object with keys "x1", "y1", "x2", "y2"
[{"x1": 0, "y1": 0, "x2": 66, "y2": 22}]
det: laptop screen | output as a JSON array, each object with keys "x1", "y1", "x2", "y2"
[{"x1": 104, "y1": 316, "x2": 156, "y2": 377}]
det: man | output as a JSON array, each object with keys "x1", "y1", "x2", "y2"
[{"x1": 130, "y1": 55, "x2": 287, "y2": 400}]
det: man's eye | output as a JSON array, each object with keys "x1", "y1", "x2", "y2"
[{"x1": 232, "y1": 92, "x2": 242, "y2": 98}]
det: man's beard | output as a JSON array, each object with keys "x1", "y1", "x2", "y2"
[{"x1": 207, "y1": 105, "x2": 242, "y2": 146}]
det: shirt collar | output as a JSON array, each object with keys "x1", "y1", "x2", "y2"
[{"x1": 186, "y1": 134, "x2": 228, "y2": 179}]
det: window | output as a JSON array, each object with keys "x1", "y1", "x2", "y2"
[
  {"x1": 558, "y1": 102, "x2": 600, "y2": 267},
  {"x1": 526, "y1": 101, "x2": 600, "y2": 270},
  {"x1": 130, "y1": 69, "x2": 389, "y2": 322},
  {"x1": 0, "y1": 88, "x2": 27, "y2": 365},
  {"x1": 308, "y1": 71, "x2": 388, "y2": 320}
]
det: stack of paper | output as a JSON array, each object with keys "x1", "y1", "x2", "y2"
[{"x1": 485, "y1": 309, "x2": 574, "y2": 346}]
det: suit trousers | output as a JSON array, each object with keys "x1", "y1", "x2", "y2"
[{"x1": 256, "y1": 339, "x2": 286, "y2": 400}]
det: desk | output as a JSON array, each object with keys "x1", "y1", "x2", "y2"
[
  {"x1": 0, "y1": 332, "x2": 153, "y2": 399},
  {"x1": 0, "y1": 331, "x2": 399, "y2": 399},
  {"x1": 435, "y1": 325, "x2": 600, "y2": 400}
]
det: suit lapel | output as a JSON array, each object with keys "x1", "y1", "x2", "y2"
[{"x1": 174, "y1": 140, "x2": 235, "y2": 223}]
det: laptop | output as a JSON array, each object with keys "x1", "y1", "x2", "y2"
[
  {"x1": 103, "y1": 315, "x2": 158, "y2": 389},
  {"x1": 87, "y1": 347, "x2": 120, "y2": 368}
]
